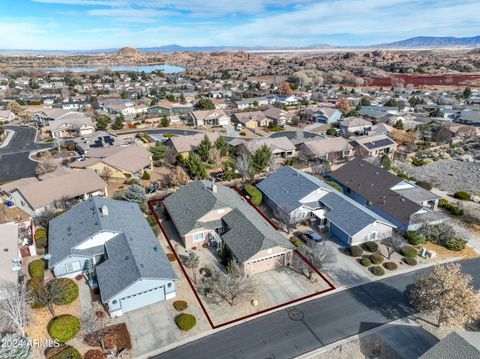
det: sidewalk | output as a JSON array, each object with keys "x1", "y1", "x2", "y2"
[
  {"x1": 78, "y1": 279, "x2": 93, "y2": 315},
  {"x1": 0, "y1": 129, "x2": 14, "y2": 148}
]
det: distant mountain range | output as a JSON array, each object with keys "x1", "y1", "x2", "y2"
[{"x1": 0, "y1": 35, "x2": 479, "y2": 55}]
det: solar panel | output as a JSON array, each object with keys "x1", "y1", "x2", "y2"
[{"x1": 364, "y1": 138, "x2": 394, "y2": 149}]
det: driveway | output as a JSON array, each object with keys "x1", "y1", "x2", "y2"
[
  {"x1": 0, "y1": 126, "x2": 54, "y2": 182},
  {"x1": 121, "y1": 301, "x2": 181, "y2": 358}
]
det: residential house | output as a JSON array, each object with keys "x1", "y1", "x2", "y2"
[
  {"x1": 0, "y1": 223, "x2": 22, "y2": 284},
  {"x1": 339, "y1": 117, "x2": 372, "y2": 137},
  {"x1": 309, "y1": 107, "x2": 343, "y2": 124},
  {"x1": 231, "y1": 111, "x2": 270, "y2": 129},
  {"x1": 352, "y1": 134, "x2": 397, "y2": 158},
  {"x1": 359, "y1": 105, "x2": 400, "y2": 122},
  {"x1": 329, "y1": 158, "x2": 443, "y2": 232},
  {"x1": 257, "y1": 166, "x2": 395, "y2": 246},
  {"x1": 297, "y1": 137, "x2": 354, "y2": 163},
  {"x1": 163, "y1": 181, "x2": 294, "y2": 275},
  {"x1": 33, "y1": 109, "x2": 81, "y2": 127},
  {"x1": 48, "y1": 112, "x2": 95, "y2": 139},
  {"x1": 0, "y1": 169, "x2": 107, "y2": 218},
  {"x1": 0, "y1": 110, "x2": 15, "y2": 123},
  {"x1": 147, "y1": 100, "x2": 193, "y2": 117},
  {"x1": 229, "y1": 136, "x2": 296, "y2": 160},
  {"x1": 189, "y1": 110, "x2": 230, "y2": 127},
  {"x1": 73, "y1": 131, "x2": 128, "y2": 156},
  {"x1": 48, "y1": 197, "x2": 177, "y2": 317},
  {"x1": 165, "y1": 132, "x2": 220, "y2": 158},
  {"x1": 275, "y1": 95, "x2": 299, "y2": 106},
  {"x1": 419, "y1": 331, "x2": 480, "y2": 359},
  {"x1": 366, "y1": 123, "x2": 394, "y2": 137},
  {"x1": 455, "y1": 110, "x2": 480, "y2": 127},
  {"x1": 234, "y1": 97, "x2": 269, "y2": 110},
  {"x1": 70, "y1": 144, "x2": 152, "y2": 180},
  {"x1": 263, "y1": 106, "x2": 293, "y2": 126}
]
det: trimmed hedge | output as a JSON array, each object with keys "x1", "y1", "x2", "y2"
[
  {"x1": 48, "y1": 315, "x2": 81, "y2": 343},
  {"x1": 142, "y1": 171, "x2": 151, "y2": 180},
  {"x1": 445, "y1": 238, "x2": 467, "y2": 251},
  {"x1": 403, "y1": 257, "x2": 417, "y2": 265},
  {"x1": 50, "y1": 346, "x2": 82, "y2": 359},
  {"x1": 84, "y1": 349, "x2": 107, "y2": 359},
  {"x1": 404, "y1": 231, "x2": 426, "y2": 245},
  {"x1": 48, "y1": 278, "x2": 79, "y2": 305},
  {"x1": 244, "y1": 183, "x2": 262, "y2": 206},
  {"x1": 35, "y1": 227, "x2": 48, "y2": 249},
  {"x1": 362, "y1": 241, "x2": 378, "y2": 253},
  {"x1": 175, "y1": 313, "x2": 197, "y2": 331},
  {"x1": 439, "y1": 199, "x2": 464, "y2": 216},
  {"x1": 401, "y1": 245, "x2": 418, "y2": 258},
  {"x1": 173, "y1": 300, "x2": 188, "y2": 311},
  {"x1": 370, "y1": 266, "x2": 385, "y2": 276},
  {"x1": 350, "y1": 245, "x2": 363, "y2": 257},
  {"x1": 360, "y1": 257, "x2": 372, "y2": 267},
  {"x1": 370, "y1": 252, "x2": 384, "y2": 265},
  {"x1": 28, "y1": 259, "x2": 45, "y2": 280},
  {"x1": 454, "y1": 191, "x2": 471, "y2": 201},
  {"x1": 383, "y1": 262, "x2": 398, "y2": 270}
]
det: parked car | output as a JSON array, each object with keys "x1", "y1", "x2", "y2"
[{"x1": 300, "y1": 230, "x2": 323, "y2": 244}]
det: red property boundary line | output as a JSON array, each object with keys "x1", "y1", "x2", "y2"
[{"x1": 148, "y1": 188, "x2": 335, "y2": 330}]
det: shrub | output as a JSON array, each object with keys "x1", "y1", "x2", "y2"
[
  {"x1": 383, "y1": 262, "x2": 398, "y2": 270},
  {"x1": 142, "y1": 171, "x2": 151, "y2": 180},
  {"x1": 438, "y1": 199, "x2": 464, "y2": 216},
  {"x1": 48, "y1": 278, "x2": 79, "y2": 305},
  {"x1": 175, "y1": 313, "x2": 197, "y2": 331},
  {"x1": 401, "y1": 245, "x2": 418, "y2": 258},
  {"x1": 362, "y1": 241, "x2": 378, "y2": 253},
  {"x1": 326, "y1": 128, "x2": 337, "y2": 136},
  {"x1": 48, "y1": 315, "x2": 81, "y2": 343},
  {"x1": 370, "y1": 252, "x2": 384, "y2": 265},
  {"x1": 370, "y1": 266, "x2": 385, "y2": 276},
  {"x1": 292, "y1": 239, "x2": 303, "y2": 248},
  {"x1": 360, "y1": 257, "x2": 372, "y2": 267},
  {"x1": 403, "y1": 257, "x2": 417, "y2": 265},
  {"x1": 173, "y1": 300, "x2": 188, "y2": 311},
  {"x1": 166, "y1": 253, "x2": 176, "y2": 261},
  {"x1": 411, "y1": 157, "x2": 429, "y2": 166},
  {"x1": 35, "y1": 227, "x2": 47, "y2": 247},
  {"x1": 415, "y1": 180, "x2": 433, "y2": 190},
  {"x1": 85, "y1": 349, "x2": 107, "y2": 359},
  {"x1": 49, "y1": 346, "x2": 82, "y2": 359},
  {"x1": 28, "y1": 259, "x2": 45, "y2": 280},
  {"x1": 445, "y1": 238, "x2": 467, "y2": 251},
  {"x1": 244, "y1": 183, "x2": 262, "y2": 206},
  {"x1": 419, "y1": 223, "x2": 457, "y2": 245},
  {"x1": 199, "y1": 267, "x2": 213, "y2": 277},
  {"x1": 454, "y1": 191, "x2": 471, "y2": 201},
  {"x1": 350, "y1": 245, "x2": 363, "y2": 257},
  {"x1": 438, "y1": 198, "x2": 449, "y2": 208},
  {"x1": 404, "y1": 231, "x2": 426, "y2": 245}
]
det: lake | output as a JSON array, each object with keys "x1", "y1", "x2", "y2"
[{"x1": 42, "y1": 64, "x2": 184, "y2": 74}]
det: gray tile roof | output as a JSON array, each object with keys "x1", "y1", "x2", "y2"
[
  {"x1": 163, "y1": 181, "x2": 293, "y2": 263},
  {"x1": 256, "y1": 166, "x2": 331, "y2": 214},
  {"x1": 420, "y1": 331, "x2": 480, "y2": 359},
  {"x1": 48, "y1": 197, "x2": 177, "y2": 302}
]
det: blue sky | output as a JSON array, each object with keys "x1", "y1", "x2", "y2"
[{"x1": 0, "y1": 0, "x2": 479, "y2": 49}]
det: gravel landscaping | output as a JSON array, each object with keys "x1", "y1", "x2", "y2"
[{"x1": 399, "y1": 159, "x2": 480, "y2": 196}]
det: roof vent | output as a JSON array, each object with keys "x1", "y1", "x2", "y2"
[
  {"x1": 101, "y1": 205, "x2": 109, "y2": 216},
  {"x1": 210, "y1": 179, "x2": 217, "y2": 193}
]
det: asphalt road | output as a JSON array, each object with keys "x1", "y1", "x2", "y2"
[
  {"x1": 0, "y1": 126, "x2": 54, "y2": 182},
  {"x1": 153, "y1": 258, "x2": 480, "y2": 359}
]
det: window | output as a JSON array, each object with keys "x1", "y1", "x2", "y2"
[
  {"x1": 167, "y1": 282, "x2": 172, "y2": 288},
  {"x1": 192, "y1": 232, "x2": 204, "y2": 243},
  {"x1": 369, "y1": 231, "x2": 378, "y2": 240},
  {"x1": 65, "y1": 261, "x2": 81, "y2": 273}
]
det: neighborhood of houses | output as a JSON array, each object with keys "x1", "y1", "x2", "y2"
[{"x1": 0, "y1": 68, "x2": 479, "y2": 359}]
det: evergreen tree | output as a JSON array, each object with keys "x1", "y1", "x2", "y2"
[
  {"x1": 186, "y1": 152, "x2": 207, "y2": 179},
  {"x1": 123, "y1": 184, "x2": 148, "y2": 203},
  {"x1": 197, "y1": 135, "x2": 212, "y2": 162},
  {"x1": 249, "y1": 144, "x2": 272, "y2": 175},
  {"x1": 214, "y1": 136, "x2": 230, "y2": 157}
]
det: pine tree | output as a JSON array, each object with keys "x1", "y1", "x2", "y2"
[{"x1": 197, "y1": 135, "x2": 212, "y2": 162}]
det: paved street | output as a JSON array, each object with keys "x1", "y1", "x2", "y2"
[
  {"x1": 0, "y1": 126, "x2": 54, "y2": 182},
  {"x1": 152, "y1": 258, "x2": 480, "y2": 359}
]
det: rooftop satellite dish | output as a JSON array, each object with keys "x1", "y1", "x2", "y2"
[
  {"x1": 11, "y1": 265, "x2": 21, "y2": 272},
  {"x1": 44, "y1": 254, "x2": 52, "y2": 260}
]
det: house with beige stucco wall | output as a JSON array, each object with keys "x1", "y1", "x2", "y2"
[{"x1": 163, "y1": 181, "x2": 294, "y2": 276}]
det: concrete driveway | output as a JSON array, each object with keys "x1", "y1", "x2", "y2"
[{"x1": 121, "y1": 301, "x2": 181, "y2": 358}]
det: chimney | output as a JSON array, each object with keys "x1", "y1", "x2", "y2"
[{"x1": 101, "y1": 205, "x2": 109, "y2": 216}]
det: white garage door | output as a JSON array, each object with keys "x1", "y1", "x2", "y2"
[
  {"x1": 248, "y1": 253, "x2": 285, "y2": 275},
  {"x1": 120, "y1": 286, "x2": 165, "y2": 314}
]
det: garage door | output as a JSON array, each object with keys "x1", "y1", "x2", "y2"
[
  {"x1": 120, "y1": 286, "x2": 165, "y2": 314},
  {"x1": 248, "y1": 253, "x2": 285, "y2": 275}
]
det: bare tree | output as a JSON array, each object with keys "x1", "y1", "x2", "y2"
[
  {"x1": 183, "y1": 250, "x2": 200, "y2": 284},
  {"x1": 235, "y1": 152, "x2": 251, "y2": 182},
  {"x1": 381, "y1": 235, "x2": 403, "y2": 259},
  {"x1": 272, "y1": 206, "x2": 296, "y2": 234},
  {"x1": 82, "y1": 311, "x2": 108, "y2": 349},
  {"x1": 168, "y1": 166, "x2": 190, "y2": 187},
  {"x1": 0, "y1": 281, "x2": 31, "y2": 337},
  {"x1": 205, "y1": 261, "x2": 255, "y2": 306},
  {"x1": 292, "y1": 242, "x2": 337, "y2": 279},
  {"x1": 410, "y1": 263, "x2": 480, "y2": 327},
  {"x1": 28, "y1": 279, "x2": 70, "y2": 317},
  {"x1": 35, "y1": 152, "x2": 58, "y2": 176},
  {"x1": 456, "y1": 126, "x2": 477, "y2": 142},
  {"x1": 100, "y1": 167, "x2": 113, "y2": 184}
]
